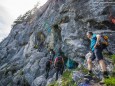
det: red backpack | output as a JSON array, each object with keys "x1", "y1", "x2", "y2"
[
  {"x1": 55, "y1": 56, "x2": 63, "y2": 67},
  {"x1": 109, "y1": 15, "x2": 115, "y2": 24}
]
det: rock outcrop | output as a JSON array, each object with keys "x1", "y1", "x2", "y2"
[{"x1": 0, "y1": 0, "x2": 115, "y2": 86}]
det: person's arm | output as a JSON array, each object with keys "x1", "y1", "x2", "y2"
[
  {"x1": 54, "y1": 58, "x2": 56, "y2": 67},
  {"x1": 62, "y1": 58, "x2": 64, "y2": 65},
  {"x1": 94, "y1": 34, "x2": 101, "y2": 48}
]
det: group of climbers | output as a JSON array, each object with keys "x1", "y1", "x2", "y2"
[
  {"x1": 34, "y1": 22, "x2": 113, "y2": 84},
  {"x1": 45, "y1": 49, "x2": 64, "y2": 80},
  {"x1": 44, "y1": 31, "x2": 111, "y2": 83},
  {"x1": 45, "y1": 48, "x2": 78, "y2": 80},
  {"x1": 34, "y1": 29, "x2": 113, "y2": 84}
]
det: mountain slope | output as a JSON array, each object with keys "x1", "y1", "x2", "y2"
[{"x1": 0, "y1": 0, "x2": 115, "y2": 86}]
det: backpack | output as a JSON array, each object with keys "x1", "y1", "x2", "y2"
[
  {"x1": 100, "y1": 35, "x2": 109, "y2": 47},
  {"x1": 109, "y1": 14, "x2": 115, "y2": 24},
  {"x1": 46, "y1": 60, "x2": 52, "y2": 68},
  {"x1": 66, "y1": 58, "x2": 76, "y2": 69},
  {"x1": 112, "y1": 18, "x2": 115, "y2": 24},
  {"x1": 55, "y1": 56, "x2": 63, "y2": 67}
]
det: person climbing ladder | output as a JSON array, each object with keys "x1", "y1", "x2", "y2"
[
  {"x1": 85, "y1": 31, "x2": 109, "y2": 84},
  {"x1": 54, "y1": 55, "x2": 64, "y2": 80}
]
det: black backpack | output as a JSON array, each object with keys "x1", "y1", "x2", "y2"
[{"x1": 46, "y1": 60, "x2": 52, "y2": 68}]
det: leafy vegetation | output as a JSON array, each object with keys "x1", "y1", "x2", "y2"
[
  {"x1": 48, "y1": 54, "x2": 115, "y2": 86},
  {"x1": 48, "y1": 70, "x2": 77, "y2": 86},
  {"x1": 48, "y1": 81, "x2": 58, "y2": 86},
  {"x1": 105, "y1": 77, "x2": 115, "y2": 86},
  {"x1": 105, "y1": 54, "x2": 115, "y2": 86},
  {"x1": 111, "y1": 55, "x2": 115, "y2": 64}
]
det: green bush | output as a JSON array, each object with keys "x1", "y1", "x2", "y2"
[
  {"x1": 61, "y1": 70, "x2": 77, "y2": 86},
  {"x1": 61, "y1": 71, "x2": 71, "y2": 86},
  {"x1": 111, "y1": 55, "x2": 115, "y2": 64},
  {"x1": 105, "y1": 77, "x2": 115, "y2": 86},
  {"x1": 48, "y1": 70, "x2": 77, "y2": 86},
  {"x1": 62, "y1": 70, "x2": 71, "y2": 78},
  {"x1": 48, "y1": 81, "x2": 58, "y2": 86}
]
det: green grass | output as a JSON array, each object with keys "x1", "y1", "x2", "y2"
[
  {"x1": 103, "y1": 55, "x2": 115, "y2": 86},
  {"x1": 61, "y1": 70, "x2": 77, "y2": 86},
  {"x1": 48, "y1": 70, "x2": 77, "y2": 86},
  {"x1": 111, "y1": 55, "x2": 115, "y2": 64},
  {"x1": 75, "y1": 65, "x2": 88, "y2": 74},
  {"x1": 61, "y1": 70, "x2": 72, "y2": 86},
  {"x1": 105, "y1": 77, "x2": 115, "y2": 86}
]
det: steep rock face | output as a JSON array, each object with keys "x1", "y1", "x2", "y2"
[{"x1": 0, "y1": 0, "x2": 115, "y2": 86}]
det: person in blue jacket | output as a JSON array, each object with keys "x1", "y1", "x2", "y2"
[{"x1": 85, "y1": 31, "x2": 108, "y2": 84}]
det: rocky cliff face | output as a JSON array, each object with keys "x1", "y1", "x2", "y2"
[{"x1": 0, "y1": 0, "x2": 115, "y2": 86}]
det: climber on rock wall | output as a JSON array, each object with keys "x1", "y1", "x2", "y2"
[
  {"x1": 54, "y1": 55, "x2": 64, "y2": 80},
  {"x1": 85, "y1": 31, "x2": 109, "y2": 84},
  {"x1": 49, "y1": 49, "x2": 55, "y2": 61},
  {"x1": 45, "y1": 58, "x2": 52, "y2": 79}
]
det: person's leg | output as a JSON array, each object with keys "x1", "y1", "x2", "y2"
[
  {"x1": 85, "y1": 52, "x2": 96, "y2": 77},
  {"x1": 94, "y1": 48, "x2": 108, "y2": 74},
  {"x1": 87, "y1": 58, "x2": 93, "y2": 73},
  {"x1": 56, "y1": 68, "x2": 59, "y2": 80},
  {"x1": 87, "y1": 52, "x2": 96, "y2": 74},
  {"x1": 45, "y1": 71, "x2": 48, "y2": 79},
  {"x1": 99, "y1": 60, "x2": 107, "y2": 72},
  {"x1": 45, "y1": 68, "x2": 49, "y2": 79},
  {"x1": 94, "y1": 48, "x2": 108, "y2": 83},
  {"x1": 60, "y1": 66, "x2": 64, "y2": 75},
  {"x1": 84, "y1": 58, "x2": 93, "y2": 77}
]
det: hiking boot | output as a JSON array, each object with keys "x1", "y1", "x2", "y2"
[
  {"x1": 99, "y1": 75, "x2": 109, "y2": 84},
  {"x1": 99, "y1": 78, "x2": 105, "y2": 84},
  {"x1": 100, "y1": 71, "x2": 109, "y2": 84}
]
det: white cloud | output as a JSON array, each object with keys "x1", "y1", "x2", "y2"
[
  {"x1": 0, "y1": 5, "x2": 12, "y2": 42},
  {"x1": 0, "y1": 0, "x2": 48, "y2": 42}
]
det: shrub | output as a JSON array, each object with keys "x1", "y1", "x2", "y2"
[
  {"x1": 61, "y1": 70, "x2": 77, "y2": 86},
  {"x1": 48, "y1": 70, "x2": 77, "y2": 86},
  {"x1": 105, "y1": 77, "x2": 115, "y2": 86},
  {"x1": 111, "y1": 55, "x2": 115, "y2": 64},
  {"x1": 48, "y1": 81, "x2": 58, "y2": 86}
]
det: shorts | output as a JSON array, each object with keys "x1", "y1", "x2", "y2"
[{"x1": 91, "y1": 45, "x2": 105, "y2": 61}]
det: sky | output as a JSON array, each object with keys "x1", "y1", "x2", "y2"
[{"x1": 0, "y1": 0, "x2": 48, "y2": 42}]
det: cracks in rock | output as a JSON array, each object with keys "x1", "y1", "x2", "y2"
[{"x1": 86, "y1": 19, "x2": 115, "y2": 30}]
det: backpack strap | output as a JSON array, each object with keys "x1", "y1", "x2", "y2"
[{"x1": 55, "y1": 57, "x2": 58, "y2": 62}]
